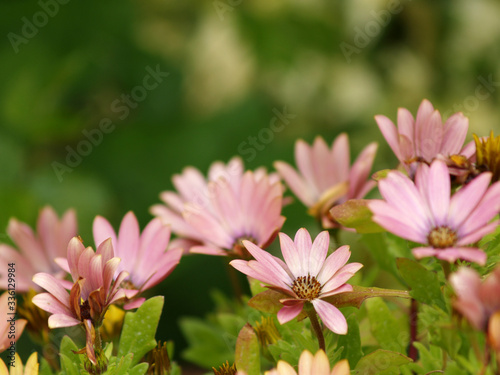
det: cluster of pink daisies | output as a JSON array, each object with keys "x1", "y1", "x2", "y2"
[{"x1": 1, "y1": 98, "x2": 500, "y2": 374}]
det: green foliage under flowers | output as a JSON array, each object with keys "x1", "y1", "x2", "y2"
[
  {"x1": 55, "y1": 296, "x2": 182, "y2": 375},
  {"x1": 117, "y1": 296, "x2": 164, "y2": 366}
]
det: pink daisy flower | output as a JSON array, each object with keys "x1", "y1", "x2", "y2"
[
  {"x1": 0, "y1": 206, "x2": 77, "y2": 292},
  {"x1": 369, "y1": 160, "x2": 500, "y2": 265},
  {"x1": 274, "y1": 134, "x2": 377, "y2": 229},
  {"x1": 33, "y1": 237, "x2": 130, "y2": 364},
  {"x1": 92, "y1": 212, "x2": 183, "y2": 309},
  {"x1": 264, "y1": 350, "x2": 349, "y2": 375},
  {"x1": 152, "y1": 158, "x2": 285, "y2": 258},
  {"x1": 151, "y1": 157, "x2": 245, "y2": 248},
  {"x1": 375, "y1": 99, "x2": 469, "y2": 176},
  {"x1": 32, "y1": 237, "x2": 129, "y2": 329},
  {"x1": 230, "y1": 228, "x2": 362, "y2": 334}
]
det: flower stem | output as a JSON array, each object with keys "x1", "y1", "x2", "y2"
[
  {"x1": 226, "y1": 260, "x2": 243, "y2": 301},
  {"x1": 95, "y1": 327, "x2": 102, "y2": 351},
  {"x1": 440, "y1": 260, "x2": 451, "y2": 280},
  {"x1": 328, "y1": 228, "x2": 340, "y2": 249},
  {"x1": 306, "y1": 306, "x2": 325, "y2": 351},
  {"x1": 409, "y1": 298, "x2": 418, "y2": 362}
]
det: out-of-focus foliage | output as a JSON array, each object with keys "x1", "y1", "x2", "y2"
[{"x1": 1, "y1": 0, "x2": 500, "y2": 362}]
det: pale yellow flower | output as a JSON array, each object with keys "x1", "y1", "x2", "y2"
[
  {"x1": 264, "y1": 350, "x2": 350, "y2": 375},
  {"x1": 0, "y1": 352, "x2": 38, "y2": 375}
]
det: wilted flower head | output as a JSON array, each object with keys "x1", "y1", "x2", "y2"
[
  {"x1": 450, "y1": 266, "x2": 500, "y2": 353},
  {"x1": 213, "y1": 361, "x2": 236, "y2": 375},
  {"x1": 0, "y1": 292, "x2": 27, "y2": 353},
  {"x1": 0, "y1": 206, "x2": 77, "y2": 291},
  {"x1": 32, "y1": 237, "x2": 129, "y2": 329},
  {"x1": 152, "y1": 157, "x2": 285, "y2": 258},
  {"x1": 93, "y1": 212, "x2": 183, "y2": 309},
  {"x1": 375, "y1": 99, "x2": 468, "y2": 176},
  {"x1": 474, "y1": 131, "x2": 500, "y2": 182},
  {"x1": 230, "y1": 228, "x2": 362, "y2": 334},
  {"x1": 274, "y1": 134, "x2": 377, "y2": 228},
  {"x1": 369, "y1": 160, "x2": 500, "y2": 265},
  {"x1": 265, "y1": 350, "x2": 349, "y2": 375}
]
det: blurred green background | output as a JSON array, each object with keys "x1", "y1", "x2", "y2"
[{"x1": 2, "y1": 0, "x2": 500, "y2": 367}]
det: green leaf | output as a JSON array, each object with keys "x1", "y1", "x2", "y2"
[
  {"x1": 248, "y1": 277, "x2": 267, "y2": 297},
  {"x1": 365, "y1": 298, "x2": 407, "y2": 353},
  {"x1": 235, "y1": 323, "x2": 260, "y2": 375},
  {"x1": 322, "y1": 285, "x2": 410, "y2": 308},
  {"x1": 248, "y1": 289, "x2": 286, "y2": 314},
  {"x1": 118, "y1": 296, "x2": 164, "y2": 366},
  {"x1": 361, "y1": 234, "x2": 409, "y2": 284},
  {"x1": 396, "y1": 258, "x2": 447, "y2": 311},
  {"x1": 330, "y1": 199, "x2": 384, "y2": 233},
  {"x1": 268, "y1": 318, "x2": 316, "y2": 365},
  {"x1": 180, "y1": 317, "x2": 234, "y2": 368},
  {"x1": 127, "y1": 363, "x2": 149, "y2": 375},
  {"x1": 104, "y1": 342, "x2": 114, "y2": 360},
  {"x1": 406, "y1": 343, "x2": 443, "y2": 373},
  {"x1": 248, "y1": 289, "x2": 307, "y2": 321},
  {"x1": 480, "y1": 225, "x2": 500, "y2": 275},
  {"x1": 354, "y1": 349, "x2": 413, "y2": 375},
  {"x1": 39, "y1": 358, "x2": 54, "y2": 375},
  {"x1": 59, "y1": 336, "x2": 81, "y2": 375},
  {"x1": 113, "y1": 353, "x2": 134, "y2": 375},
  {"x1": 337, "y1": 308, "x2": 362, "y2": 367}
]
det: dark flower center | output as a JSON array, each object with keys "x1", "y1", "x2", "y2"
[
  {"x1": 120, "y1": 280, "x2": 137, "y2": 291},
  {"x1": 292, "y1": 275, "x2": 322, "y2": 300},
  {"x1": 80, "y1": 300, "x2": 92, "y2": 320},
  {"x1": 232, "y1": 236, "x2": 257, "y2": 259},
  {"x1": 428, "y1": 226, "x2": 457, "y2": 248}
]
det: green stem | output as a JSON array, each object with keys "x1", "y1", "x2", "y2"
[
  {"x1": 440, "y1": 260, "x2": 451, "y2": 280},
  {"x1": 95, "y1": 328, "x2": 102, "y2": 351},
  {"x1": 409, "y1": 299, "x2": 418, "y2": 362},
  {"x1": 306, "y1": 306, "x2": 325, "y2": 351},
  {"x1": 226, "y1": 260, "x2": 243, "y2": 301},
  {"x1": 328, "y1": 228, "x2": 340, "y2": 249}
]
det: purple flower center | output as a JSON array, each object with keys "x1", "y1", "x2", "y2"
[
  {"x1": 428, "y1": 226, "x2": 457, "y2": 248},
  {"x1": 292, "y1": 275, "x2": 322, "y2": 300}
]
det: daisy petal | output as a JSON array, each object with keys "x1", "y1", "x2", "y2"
[
  {"x1": 277, "y1": 301, "x2": 304, "y2": 324},
  {"x1": 312, "y1": 299, "x2": 348, "y2": 334}
]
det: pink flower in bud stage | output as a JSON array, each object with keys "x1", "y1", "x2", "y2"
[
  {"x1": 274, "y1": 134, "x2": 377, "y2": 228},
  {"x1": 264, "y1": 350, "x2": 350, "y2": 375},
  {"x1": 230, "y1": 228, "x2": 362, "y2": 334},
  {"x1": 0, "y1": 206, "x2": 77, "y2": 292},
  {"x1": 375, "y1": 99, "x2": 469, "y2": 176},
  {"x1": 92, "y1": 211, "x2": 183, "y2": 309},
  {"x1": 151, "y1": 157, "x2": 285, "y2": 258},
  {"x1": 369, "y1": 160, "x2": 500, "y2": 265},
  {"x1": 33, "y1": 237, "x2": 131, "y2": 364},
  {"x1": 32, "y1": 237, "x2": 130, "y2": 329}
]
